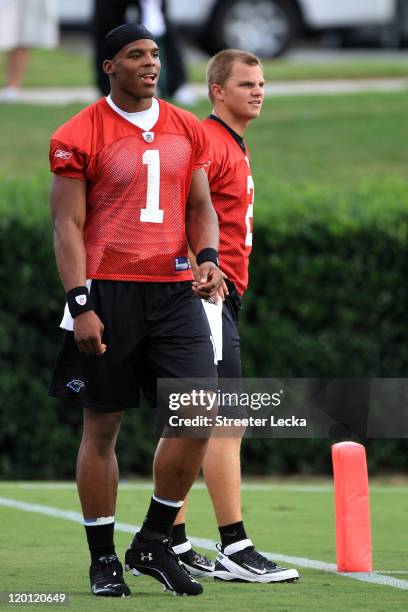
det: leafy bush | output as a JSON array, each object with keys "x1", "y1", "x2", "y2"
[{"x1": 1, "y1": 178, "x2": 407, "y2": 478}]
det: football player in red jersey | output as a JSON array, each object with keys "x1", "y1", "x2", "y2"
[
  {"x1": 49, "y1": 24, "x2": 223, "y2": 598},
  {"x1": 171, "y1": 49, "x2": 300, "y2": 584}
]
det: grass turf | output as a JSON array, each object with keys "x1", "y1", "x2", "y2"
[
  {"x1": 2, "y1": 91, "x2": 408, "y2": 203},
  {"x1": 0, "y1": 481, "x2": 407, "y2": 611},
  {"x1": 1, "y1": 48, "x2": 408, "y2": 88},
  {"x1": 189, "y1": 58, "x2": 408, "y2": 84}
]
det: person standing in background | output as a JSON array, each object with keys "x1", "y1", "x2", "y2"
[
  {"x1": 0, "y1": 0, "x2": 58, "y2": 102},
  {"x1": 172, "y1": 49, "x2": 300, "y2": 584},
  {"x1": 93, "y1": 0, "x2": 189, "y2": 100}
]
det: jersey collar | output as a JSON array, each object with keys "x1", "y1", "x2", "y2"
[
  {"x1": 103, "y1": 96, "x2": 168, "y2": 135},
  {"x1": 208, "y1": 114, "x2": 246, "y2": 154}
]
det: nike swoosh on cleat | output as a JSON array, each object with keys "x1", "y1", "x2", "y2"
[
  {"x1": 92, "y1": 583, "x2": 123, "y2": 592},
  {"x1": 242, "y1": 564, "x2": 267, "y2": 574}
]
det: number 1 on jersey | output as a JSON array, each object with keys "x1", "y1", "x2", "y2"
[{"x1": 140, "y1": 149, "x2": 163, "y2": 223}]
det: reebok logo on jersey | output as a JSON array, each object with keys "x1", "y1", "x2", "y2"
[
  {"x1": 66, "y1": 379, "x2": 85, "y2": 393},
  {"x1": 54, "y1": 149, "x2": 72, "y2": 160},
  {"x1": 75, "y1": 294, "x2": 87, "y2": 306}
]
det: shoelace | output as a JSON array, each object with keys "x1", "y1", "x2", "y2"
[
  {"x1": 99, "y1": 554, "x2": 119, "y2": 565},
  {"x1": 93, "y1": 555, "x2": 123, "y2": 580},
  {"x1": 234, "y1": 547, "x2": 278, "y2": 571},
  {"x1": 191, "y1": 550, "x2": 212, "y2": 566}
]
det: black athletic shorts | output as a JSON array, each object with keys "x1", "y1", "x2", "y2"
[
  {"x1": 49, "y1": 280, "x2": 217, "y2": 412},
  {"x1": 139, "y1": 279, "x2": 245, "y2": 419}
]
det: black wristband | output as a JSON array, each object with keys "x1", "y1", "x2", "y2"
[
  {"x1": 196, "y1": 248, "x2": 219, "y2": 267},
  {"x1": 66, "y1": 286, "x2": 94, "y2": 318}
]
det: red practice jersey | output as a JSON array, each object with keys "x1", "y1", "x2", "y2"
[
  {"x1": 50, "y1": 98, "x2": 210, "y2": 282},
  {"x1": 202, "y1": 117, "x2": 254, "y2": 295}
]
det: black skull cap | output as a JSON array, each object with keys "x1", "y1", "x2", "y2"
[{"x1": 103, "y1": 23, "x2": 157, "y2": 60}]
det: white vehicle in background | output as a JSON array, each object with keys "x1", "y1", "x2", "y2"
[{"x1": 59, "y1": 0, "x2": 408, "y2": 57}]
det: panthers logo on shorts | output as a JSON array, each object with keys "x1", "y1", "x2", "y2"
[{"x1": 66, "y1": 379, "x2": 85, "y2": 393}]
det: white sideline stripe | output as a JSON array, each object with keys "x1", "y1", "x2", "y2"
[
  {"x1": 1, "y1": 496, "x2": 408, "y2": 591},
  {"x1": 0, "y1": 496, "x2": 137, "y2": 533}
]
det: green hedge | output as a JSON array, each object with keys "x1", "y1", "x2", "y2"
[
  {"x1": 0, "y1": 180, "x2": 157, "y2": 479},
  {"x1": 243, "y1": 178, "x2": 408, "y2": 378},
  {"x1": 1, "y1": 178, "x2": 407, "y2": 479}
]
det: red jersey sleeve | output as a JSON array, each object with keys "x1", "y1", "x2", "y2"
[
  {"x1": 49, "y1": 139, "x2": 88, "y2": 181},
  {"x1": 49, "y1": 108, "x2": 93, "y2": 180}
]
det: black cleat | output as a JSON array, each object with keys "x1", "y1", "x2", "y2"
[
  {"x1": 177, "y1": 548, "x2": 215, "y2": 578},
  {"x1": 125, "y1": 533, "x2": 203, "y2": 596},
  {"x1": 90, "y1": 554, "x2": 131, "y2": 597}
]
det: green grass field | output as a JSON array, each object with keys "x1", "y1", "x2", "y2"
[
  {"x1": 0, "y1": 481, "x2": 407, "y2": 610},
  {"x1": 2, "y1": 69, "x2": 408, "y2": 611},
  {"x1": 2, "y1": 91, "x2": 408, "y2": 201},
  {"x1": 1, "y1": 48, "x2": 408, "y2": 88}
]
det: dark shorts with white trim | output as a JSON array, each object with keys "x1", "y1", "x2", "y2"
[
  {"x1": 140, "y1": 281, "x2": 245, "y2": 418},
  {"x1": 216, "y1": 281, "x2": 247, "y2": 418},
  {"x1": 49, "y1": 280, "x2": 217, "y2": 412}
]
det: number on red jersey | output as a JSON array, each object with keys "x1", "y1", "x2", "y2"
[{"x1": 140, "y1": 150, "x2": 163, "y2": 223}]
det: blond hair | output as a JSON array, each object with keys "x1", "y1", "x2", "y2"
[{"x1": 207, "y1": 49, "x2": 263, "y2": 102}]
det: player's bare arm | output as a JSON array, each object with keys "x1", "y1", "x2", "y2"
[
  {"x1": 50, "y1": 175, "x2": 106, "y2": 356},
  {"x1": 186, "y1": 168, "x2": 223, "y2": 298}
]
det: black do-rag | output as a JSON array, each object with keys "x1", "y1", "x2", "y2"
[{"x1": 103, "y1": 23, "x2": 157, "y2": 60}]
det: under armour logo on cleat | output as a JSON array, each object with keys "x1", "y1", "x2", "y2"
[
  {"x1": 66, "y1": 379, "x2": 85, "y2": 393},
  {"x1": 140, "y1": 553, "x2": 153, "y2": 561}
]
